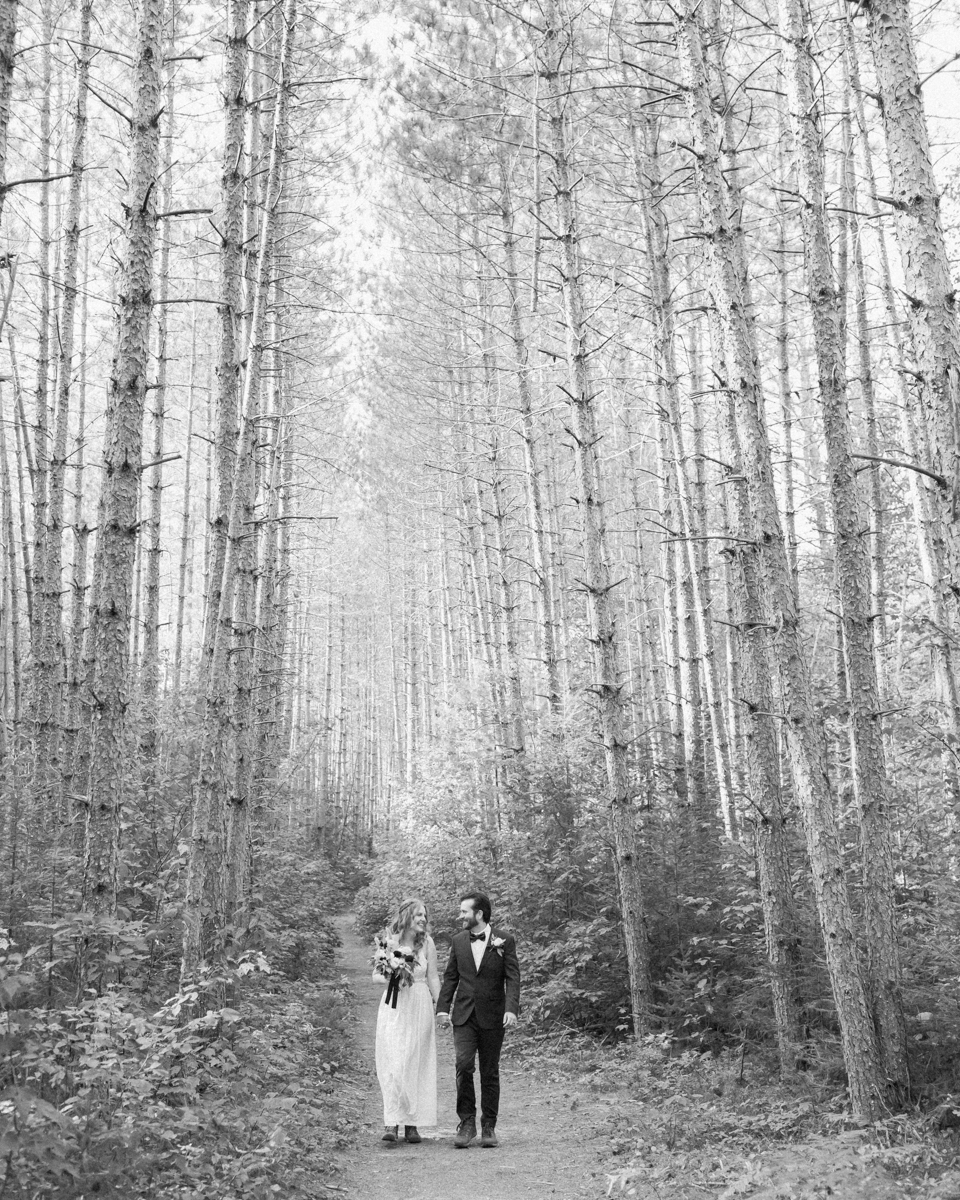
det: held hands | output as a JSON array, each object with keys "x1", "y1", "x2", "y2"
[{"x1": 436, "y1": 1013, "x2": 515, "y2": 1029}]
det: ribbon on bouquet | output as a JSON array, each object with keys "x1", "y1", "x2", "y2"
[{"x1": 384, "y1": 971, "x2": 402, "y2": 1008}]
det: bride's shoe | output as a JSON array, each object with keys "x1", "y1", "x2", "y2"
[
  {"x1": 404, "y1": 1126, "x2": 422, "y2": 1143},
  {"x1": 381, "y1": 1126, "x2": 398, "y2": 1143}
]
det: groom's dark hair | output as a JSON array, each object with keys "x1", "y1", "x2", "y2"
[{"x1": 461, "y1": 891, "x2": 491, "y2": 923}]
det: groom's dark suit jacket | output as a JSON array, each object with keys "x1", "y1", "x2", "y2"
[{"x1": 437, "y1": 929, "x2": 521, "y2": 1030}]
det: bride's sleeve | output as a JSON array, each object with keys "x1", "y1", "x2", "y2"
[{"x1": 426, "y1": 936, "x2": 441, "y2": 1003}]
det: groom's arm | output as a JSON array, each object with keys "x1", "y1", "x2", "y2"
[
  {"x1": 435, "y1": 941, "x2": 459, "y2": 1018},
  {"x1": 503, "y1": 936, "x2": 521, "y2": 1018}
]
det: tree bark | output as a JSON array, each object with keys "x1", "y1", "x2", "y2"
[
  {"x1": 778, "y1": 0, "x2": 906, "y2": 1096},
  {"x1": 632, "y1": 104, "x2": 736, "y2": 842},
  {"x1": 497, "y1": 157, "x2": 562, "y2": 721},
  {"x1": 0, "y1": 383, "x2": 22, "y2": 739},
  {"x1": 80, "y1": 0, "x2": 164, "y2": 927},
  {"x1": 842, "y1": 3, "x2": 960, "y2": 792},
  {"x1": 30, "y1": 1, "x2": 60, "y2": 821},
  {"x1": 541, "y1": 0, "x2": 652, "y2": 1032},
  {"x1": 864, "y1": 0, "x2": 960, "y2": 608},
  {"x1": 0, "y1": 0, "x2": 17, "y2": 233},
  {"x1": 53, "y1": 2, "x2": 93, "y2": 817},
  {"x1": 140, "y1": 12, "x2": 176, "y2": 755},
  {"x1": 181, "y1": 0, "x2": 250, "y2": 989},
  {"x1": 173, "y1": 300, "x2": 199, "y2": 694}
]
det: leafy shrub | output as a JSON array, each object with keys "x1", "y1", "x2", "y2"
[
  {"x1": 2, "y1": 943, "x2": 354, "y2": 1198},
  {"x1": 0, "y1": 837, "x2": 366, "y2": 1199},
  {"x1": 255, "y1": 846, "x2": 344, "y2": 981},
  {"x1": 522, "y1": 914, "x2": 628, "y2": 1031}
]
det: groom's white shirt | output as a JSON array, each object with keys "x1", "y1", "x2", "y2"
[{"x1": 470, "y1": 925, "x2": 489, "y2": 971}]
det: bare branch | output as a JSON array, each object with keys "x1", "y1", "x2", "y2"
[{"x1": 851, "y1": 452, "x2": 947, "y2": 489}]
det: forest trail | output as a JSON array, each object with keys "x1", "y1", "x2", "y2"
[{"x1": 331, "y1": 913, "x2": 607, "y2": 1199}]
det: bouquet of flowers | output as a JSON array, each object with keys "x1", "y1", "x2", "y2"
[{"x1": 372, "y1": 935, "x2": 417, "y2": 1008}]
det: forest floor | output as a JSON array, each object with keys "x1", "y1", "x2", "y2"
[{"x1": 327, "y1": 914, "x2": 960, "y2": 1200}]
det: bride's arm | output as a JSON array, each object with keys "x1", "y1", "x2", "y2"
[
  {"x1": 426, "y1": 935, "x2": 441, "y2": 1003},
  {"x1": 372, "y1": 932, "x2": 389, "y2": 984}
]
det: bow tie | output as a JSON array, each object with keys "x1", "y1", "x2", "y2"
[{"x1": 469, "y1": 933, "x2": 486, "y2": 943}]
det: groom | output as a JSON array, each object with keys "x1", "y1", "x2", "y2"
[{"x1": 436, "y1": 891, "x2": 521, "y2": 1149}]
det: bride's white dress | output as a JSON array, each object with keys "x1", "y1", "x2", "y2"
[{"x1": 375, "y1": 948, "x2": 437, "y2": 1126}]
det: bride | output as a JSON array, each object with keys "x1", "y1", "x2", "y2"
[{"x1": 373, "y1": 897, "x2": 440, "y2": 1143}]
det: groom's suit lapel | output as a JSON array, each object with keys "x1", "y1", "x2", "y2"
[
  {"x1": 477, "y1": 928, "x2": 496, "y2": 974},
  {"x1": 460, "y1": 931, "x2": 478, "y2": 977}
]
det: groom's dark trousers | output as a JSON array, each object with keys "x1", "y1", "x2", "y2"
[
  {"x1": 437, "y1": 930, "x2": 521, "y2": 1126},
  {"x1": 454, "y1": 1018, "x2": 504, "y2": 1124}
]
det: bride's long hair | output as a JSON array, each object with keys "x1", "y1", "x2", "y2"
[{"x1": 387, "y1": 897, "x2": 430, "y2": 952}]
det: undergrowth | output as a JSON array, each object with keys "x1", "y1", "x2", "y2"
[
  {"x1": 514, "y1": 1031, "x2": 960, "y2": 1199},
  {"x1": 0, "y1": 846, "x2": 360, "y2": 1199}
]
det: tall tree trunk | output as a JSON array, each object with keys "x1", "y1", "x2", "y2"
[
  {"x1": 865, "y1": 0, "x2": 960, "y2": 608},
  {"x1": 497, "y1": 160, "x2": 562, "y2": 720},
  {"x1": 842, "y1": 4, "x2": 960, "y2": 791},
  {"x1": 81, "y1": 0, "x2": 164, "y2": 926},
  {"x1": 54, "y1": 1, "x2": 93, "y2": 816},
  {"x1": 0, "y1": 0, "x2": 17, "y2": 232},
  {"x1": 225, "y1": 0, "x2": 295, "y2": 923},
  {"x1": 181, "y1": 0, "x2": 250, "y2": 988},
  {"x1": 541, "y1": 0, "x2": 652, "y2": 1031},
  {"x1": 625, "y1": 419, "x2": 675, "y2": 803},
  {"x1": 140, "y1": 16, "x2": 176, "y2": 757},
  {"x1": 64, "y1": 272, "x2": 90, "y2": 815},
  {"x1": 10, "y1": 347, "x2": 34, "y2": 632},
  {"x1": 139, "y1": 349, "x2": 165, "y2": 745},
  {"x1": 0, "y1": 383, "x2": 22, "y2": 739},
  {"x1": 633, "y1": 105, "x2": 736, "y2": 842},
  {"x1": 777, "y1": 0, "x2": 906, "y2": 1095},
  {"x1": 844, "y1": 117, "x2": 885, "y2": 666},
  {"x1": 173, "y1": 300, "x2": 199, "y2": 694},
  {"x1": 774, "y1": 129, "x2": 801, "y2": 599},
  {"x1": 253, "y1": 298, "x2": 288, "y2": 813},
  {"x1": 30, "y1": 3, "x2": 58, "y2": 818},
  {"x1": 489, "y1": 423, "x2": 528, "y2": 809},
  {"x1": 716, "y1": 342, "x2": 807, "y2": 1074}
]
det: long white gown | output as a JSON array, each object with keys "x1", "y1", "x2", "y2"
[{"x1": 375, "y1": 947, "x2": 438, "y2": 1127}]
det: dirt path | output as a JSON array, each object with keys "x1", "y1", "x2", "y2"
[{"x1": 331, "y1": 913, "x2": 607, "y2": 1199}]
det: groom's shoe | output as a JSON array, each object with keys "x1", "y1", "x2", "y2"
[
  {"x1": 480, "y1": 1123, "x2": 498, "y2": 1148},
  {"x1": 454, "y1": 1119, "x2": 477, "y2": 1148},
  {"x1": 381, "y1": 1126, "x2": 398, "y2": 1143},
  {"x1": 404, "y1": 1126, "x2": 421, "y2": 1143}
]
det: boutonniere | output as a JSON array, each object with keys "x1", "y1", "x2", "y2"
[{"x1": 491, "y1": 936, "x2": 506, "y2": 957}]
